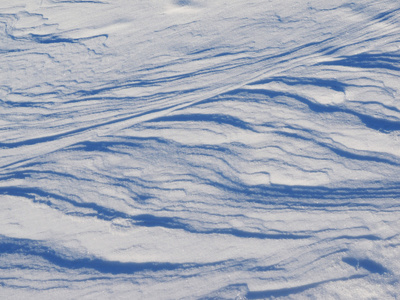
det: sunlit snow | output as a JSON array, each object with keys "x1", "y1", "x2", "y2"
[{"x1": 1, "y1": 0, "x2": 400, "y2": 299}]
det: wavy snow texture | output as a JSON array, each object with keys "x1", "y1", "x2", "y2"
[{"x1": 1, "y1": 0, "x2": 400, "y2": 299}]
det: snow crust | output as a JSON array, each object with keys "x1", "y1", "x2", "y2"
[{"x1": 1, "y1": 0, "x2": 400, "y2": 298}]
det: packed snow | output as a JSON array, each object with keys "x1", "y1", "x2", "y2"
[{"x1": 1, "y1": 0, "x2": 400, "y2": 299}]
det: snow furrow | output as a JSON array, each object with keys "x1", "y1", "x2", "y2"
[{"x1": 1, "y1": 0, "x2": 400, "y2": 299}]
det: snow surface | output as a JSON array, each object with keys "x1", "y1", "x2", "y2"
[{"x1": 1, "y1": 0, "x2": 400, "y2": 298}]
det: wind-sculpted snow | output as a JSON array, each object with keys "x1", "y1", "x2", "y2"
[{"x1": 1, "y1": 0, "x2": 400, "y2": 299}]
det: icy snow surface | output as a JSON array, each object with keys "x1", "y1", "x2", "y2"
[{"x1": 1, "y1": 0, "x2": 400, "y2": 299}]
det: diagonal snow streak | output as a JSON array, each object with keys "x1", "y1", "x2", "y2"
[{"x1": 1, "y1": 0, "x2": 400, "y2": 298}]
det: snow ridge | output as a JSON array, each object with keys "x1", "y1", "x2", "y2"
[{"x1": 1, "y1": 0, "x2": 400, "y2": 298}]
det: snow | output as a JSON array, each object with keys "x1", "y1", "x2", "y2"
[{"x1": 1, "y1": 0, "x2": 400, "y2": 299}]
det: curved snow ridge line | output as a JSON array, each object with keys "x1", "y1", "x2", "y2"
[
  {"x1": 229, "y1": 87, "x2": 400, "y2": 133},
  {"x1": 3, "y1": 179, "x2": 397, "y2": 213},
  {"x1": 7, "y1": 31, "x2": 108, "y2": 45},
  {"x1": 4, "y1": 134, "x2": 400, "y2": 203},
  {"x1": 248, "y1": 76, "x2": 347, "y2": 93},
  {"x1": 2, "y1": 0, "x2": 396, "y2": 92},
  {"x1": 0, "y1": 235, "x2": 291, "y2": 279},
  {"x1": 0, "y1": 187, "x2": 312, "y2": 240},
  {"x1": 245, "y1": 275, "x2": 367, "y2": 299},
  {"x1": 318, "y1": 52, "x2": 400, "y2": 72},
  {"x1": 0, "y1": 235, "x2": 247, "y2": 275},
  {"x1": 0, "y1": 8, "x2": 378, "y2": 94},
  {"x1": 142, "y1": 112, "x2": 400, "y2": 166},
  {"x1": 149, "y1": 113, "x2": 256, "y2": 132},
  {"x1": 136, "y1": 121, "x2": 399, "y2": 177},
  {"x1": 0, "y1": 276, "x2": 121, "y2": 291},
  {"x1": 248, "y1": 76, "x2": 399, "y2": 113},
  {"x1": 5, "y1": 162, "x2": 400, "y2": 206},
  {"x1": 322, "y1": 234, "x2": 384, "y2": 242},
  {"x1": 1, "y1": 19, "x2": 396, "y2": 130},
  {"x1": 1, "y1": 74, "x2": 301, "y2": 169},
  {"x1": 275, "y1": 130, "x2": 400, "y2": 166},
  {"x1": 0, "y1": 93, "x2": 220, "y2": 168},
  {"x1": 3, "y1": 135, "x2": 399, "y2": 212}
]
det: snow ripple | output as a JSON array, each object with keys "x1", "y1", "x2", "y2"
[{"x1": 1, "y1": 0, "x2": 400, "y2": 299}]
